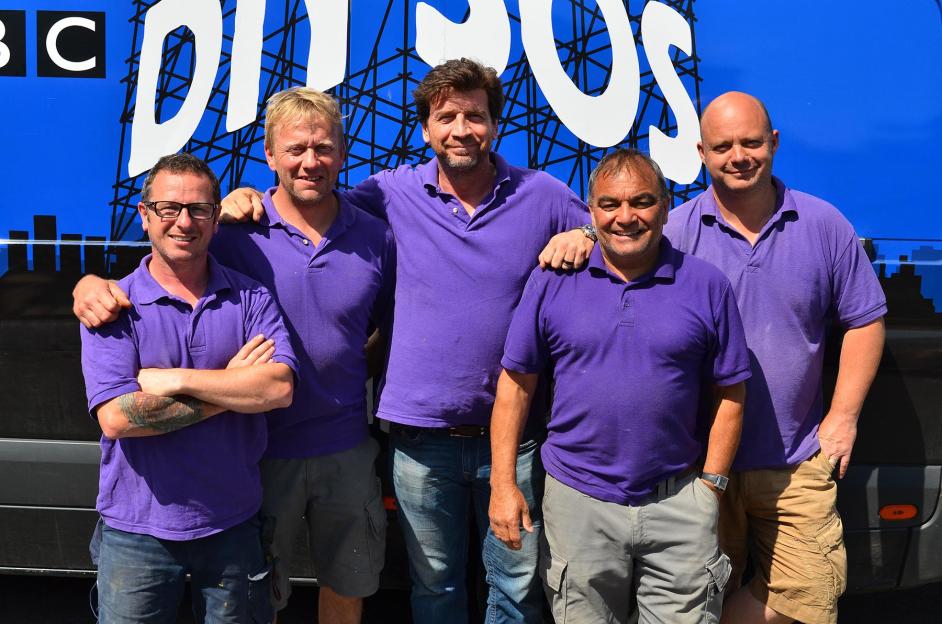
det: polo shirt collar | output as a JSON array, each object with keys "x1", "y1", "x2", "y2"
[
  {"x1": 260, "y1": 187, "x2": 357, "y2": 239},
  {"x1": 587, "y1": 237, "x2": 677, "y2": 285},
  {"x1": 700, "y1": 176, "x2": 797, "y2": 229},
  {"x1": 420, "y1": 152, "x2": 511, "y2": 195},
  {"x1": 134, "y1": 253, "x2": 231, "y2": 305},
  {"x1": 327, "y1": 192, "x2": 358, "y2": 239}
]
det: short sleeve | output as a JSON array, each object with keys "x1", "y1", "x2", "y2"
[
  {"x1": 242, "y1": 287, "x2": 299, "y2": 378},
  {"x1": 561, "y1": 190, "x2": 590, "y2": 232},
  {"x1": 500, "y1": 269, "x2": 551, "y2": 374},
  {"x1": 832, "y1": 236, "x2": 887, "y2": 329},
  {"x1": 347, "y1": 174, "x2": 390, "y2": 222},
  {"x1": 80, "y1": 313, "x2": 141, "y2": 416},
  {"x1": 370, "y1": 227, "x2": 397, "y2": 336},
  {"x1": 709, "y1": 281, "x2": 752, "y2": 386}
]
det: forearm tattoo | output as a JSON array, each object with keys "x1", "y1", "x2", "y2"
[{"x1": 119, "y1": 393, "x2": 207, "y2": 433}]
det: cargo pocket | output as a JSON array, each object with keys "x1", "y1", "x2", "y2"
[
  {"x1": 365, "y1": 478, "x2": 388, "y2": 574},
  {"x1": 247, "y1": 563, "x2": 274, "y2": 624},
  {"x1": 539, "y1": 552, "x2": 568, "y2": 624},
  {"x1": 813, "y1": 514, "x2": 847, "y2": 605},
  {"x1": 703, "y1": 553, "x2": 731, "y2": 623}
]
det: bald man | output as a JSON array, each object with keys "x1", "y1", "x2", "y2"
[{"x1": 663, "y1": 92, "x2": 886, "y2": 624}]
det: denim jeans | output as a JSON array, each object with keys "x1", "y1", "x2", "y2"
[
  {"x1": 390, "y1": 426, "x2": 544, "y2": 624},
  {"x1": 94, "y1": 517, "x2": 272, "y2": 624}
]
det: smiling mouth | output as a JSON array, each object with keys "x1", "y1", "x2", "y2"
[
  {"x1": 296, "y1": 175, "x2": 325, "y2": 185},
  {"x1": 168, "y1": 234, "x2": 196, "y2": 243},
  {"x1": 611, "y1": 229, "x2": 648, "y2": 240}
]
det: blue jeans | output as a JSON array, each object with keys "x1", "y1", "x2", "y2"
[
  {"x1": 390, "y1": 426, "x2": 544, "y2": 624},
  {"x1": 94, "y1": 517, "x2": 272, "y2": 624}
]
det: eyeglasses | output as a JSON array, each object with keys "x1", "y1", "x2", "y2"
[{"x1": 143, "y1": 201, "x2": 218, "y2": 220}]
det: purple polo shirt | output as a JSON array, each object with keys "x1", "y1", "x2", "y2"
[
  {"x1": 346, "y1": 153, "x2": 588, "y2": 427},
  {"x1": 664, "y1": 179, "x2": 887, "y2": 470},
  {"x1": 501, "y1": 241, "x2": 751, "y2": 505},
  {"x1": 80, "y1": 255, "x2": 298, "y2": 540},
  {"x1": 211, "y1": 190, "x2": 395, "y2": 457}
]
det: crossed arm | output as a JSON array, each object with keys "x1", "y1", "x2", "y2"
[{"x1": 96, "y1": 334, "x2": 294, "y2": 440}]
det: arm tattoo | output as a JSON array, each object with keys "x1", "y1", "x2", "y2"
[{"x1": 119, "y1": 393, "x2": 207, "y2": 433}]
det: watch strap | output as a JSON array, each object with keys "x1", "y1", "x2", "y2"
[{"x1": 700, "y1": 471, "x2": 729, "y2": 491}]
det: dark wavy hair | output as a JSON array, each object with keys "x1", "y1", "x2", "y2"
[{"x1": 413, "y1": 58, "x2": 504, "y2": 124}]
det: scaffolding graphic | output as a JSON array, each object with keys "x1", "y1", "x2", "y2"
[{"x1": 109, "y1": 0, "x2": 708, "y2": 247}]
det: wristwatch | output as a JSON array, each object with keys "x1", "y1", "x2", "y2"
[
  {"x1": 700, "y1": 472, "x2": 729, "y2": 492},
  {"x1": 579, "y1": 224, "x2": 597, "y2": 241}
]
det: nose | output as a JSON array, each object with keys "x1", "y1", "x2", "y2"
[
  {"x1": 174, "y1": 206, "x2": 195, "y2": 228},
  {"x1": 301, "y1": 148, "x2": 321, "y2": 169},
  {"x1": 730, "y1": 143, "x2": 747, "y2": 162},
  {"x1": 614, "y1": 204, "x2": 639, "y2": 225},
  {"x1": 452, "y1": 114, "x2": 470, "y2": 137}
]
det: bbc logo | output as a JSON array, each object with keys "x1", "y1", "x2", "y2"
[{"x1": 0, "y1": 10, "x2": 105, "y2": 78}]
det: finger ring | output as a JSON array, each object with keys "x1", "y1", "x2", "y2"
[{"x1": 561, "y1": 260, "x2": 573, "y2": 267}]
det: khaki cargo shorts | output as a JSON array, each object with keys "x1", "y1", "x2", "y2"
[{"x1": 719, "y1": 451, "x2": 847, "y2": 624}]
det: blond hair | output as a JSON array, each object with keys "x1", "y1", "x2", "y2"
[{"x1": 264, "y1": 87, "x2": 345, "y2": 152}]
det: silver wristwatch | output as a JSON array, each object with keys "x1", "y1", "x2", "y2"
[
  {"x1": 579, "y1": 224, "x2": 597, "y2": 241},
  {"x1": 700, "y1": 472, "x2": 729, "y2": 492}
]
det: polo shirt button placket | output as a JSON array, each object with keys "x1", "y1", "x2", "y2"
[{"x1": 620, "y1": 289, "x2": 634, "y2": 326}]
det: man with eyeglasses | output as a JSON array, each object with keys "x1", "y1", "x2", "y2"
[{"x1": 79, "y1": 152, "x2": 298, "y2": 623}]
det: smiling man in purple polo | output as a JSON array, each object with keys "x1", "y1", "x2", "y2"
[
  {"x1": 210, "y1": 89, "x2": 396, "y2": 624},
  {"x1": 341, "y1": 59, "x2": 594, "y2": 624},
  {"x1": 489, "y1": 148, "x2": 750, "y2": 623},
  {"x1": 80, "y1": 153, "x2": 297, "y2": 623},
  {"x1": 664, "y1": 92, "x2": 887, "y2": 624}
]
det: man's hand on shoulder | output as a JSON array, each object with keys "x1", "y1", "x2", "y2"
[
  {"x1": 73, "y1": 275, "x2": 130, "y2": 328},
  {"x1": 818, "y1": 412, "x2": 858, "y2": 479},
  {"x1": 538, "y1": 226, "x2": 595, "y2": 270},
  {"x1": 488, "y1": 482, "x2": 533, "y2": 551},
  {"x1": 220, "y1": 187, "x2": 265, "y2": 224}
]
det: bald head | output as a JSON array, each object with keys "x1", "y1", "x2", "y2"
[
  {"x1": 701, "y1": 91, "x2": 773, "y2": 136},
  {"x1": 697, "y1": 91, "x2": 779, "y2": 198}
]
